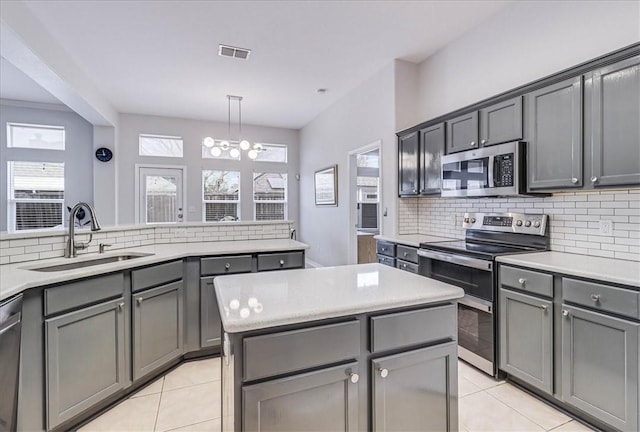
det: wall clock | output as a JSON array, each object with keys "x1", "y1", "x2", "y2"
[{"x1": 95, "y1": 147, "x2": 113, "y2": 162}]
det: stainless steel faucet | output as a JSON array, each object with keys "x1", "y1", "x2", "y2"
[{"x1": 65, "y1": 202, "x2": 102, "y2": 258}]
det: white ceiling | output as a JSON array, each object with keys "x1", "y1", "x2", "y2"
[
  {"x1": 0, "y1": 57, "x2": 62, "y2": 105},
  {"x1": 15, "y1": 0, "x2": 511, "y2": 129}
]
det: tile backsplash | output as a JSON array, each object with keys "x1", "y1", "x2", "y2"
[
  {"x1": 398, "y1": 189, "x2": 640, "y2": 262},
  {"x1": 0, "y1": 221, "x2": 293, "y2": 265}
]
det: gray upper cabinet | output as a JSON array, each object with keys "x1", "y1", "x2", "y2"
[
  {"x1": 446, "y1": 111, "x2": 478, "y2": 154},
  {"x1": 585, "y1": 55, "x2": 640, "y2": 188},
  {"x1": 561, "y1": 304, "x2": 639, "y2": 432},
  {"x1": 527, "y1": 76, "x2": 583, "y2": 190},
  {"x1": 372, "y1": 341, "x2": 458, "y2": 432},
  {"x1": 479, "y1": 96, "x2": 523, "y2": 147},
  {"x1": 419, "y1": 123, "x2": 444, "y2": 194},
  {"x1": 45, "y1": 298, "x2": 127, "y2": 429},
  {"x1": 200, "y1": 277, "x2": 222, "y2": 349},
  {"x1": 499, "y1": 289, "x2": 553, "y2": 395},
  {"x1": 132, "y1": 281, "x2": 184, "y2": 380},
  {"x1": 398, "y1": 131, "x2": 420, "y2": 196},
  {"x1": 242, "y1": 363, "x2": 360, "y2": 432}
]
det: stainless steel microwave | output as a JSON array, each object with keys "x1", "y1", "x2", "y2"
[{"x1": 441, "y1": 141, "x2": 527, "y2": 197}]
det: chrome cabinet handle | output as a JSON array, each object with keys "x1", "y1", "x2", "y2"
[
  {"x1": 403, "y1": 252, "x2": 408, "y2": 257},
  {"x1": 381, "y1": 247, "x2": 386, "y2": 251},
  {"x1": 379, "y1": 368, "x2": 389, "y2": 378},
  {"x1": 540, "y1": 305, "x2": 548, "y2": 311},
  {"x1": 480, "y1": 139, "x2": 487, "y2": 145},
  {"x1": 518, "y1": 278, "x2": 526, "y2": 285},
  {"x1": 117, "y1": 302, "x2": 125, "y2": 311},
  {"x1": 279, "y1": 259, "x2": 285, "y2": 266},
  {"x1": 571, "y1": 178, "x2": 579, "y2": 184},
  {"x1": 590, "y1": 294, "x2": 601, "y2": 302},
  {"x1": 412, "y1": 189, "x2": 417, "y2": 193},
  {"x1": 349, "y1": 373, "x2": 359, "y2": 384},
  {"x1": 470, "y1": 141, "x2": 476, "y2": 146},
  {"x1": 225, "y1": 263, "x2": 231, "y2": 270},
  {"x1": 136, "y1": 297, "x2": 143, "y2": 306},
  {"x1": 562, "y1": 310, "x2": 570, "y2": 317},
  {"x1": 591, "y1": 176, "x2": 598, "y2": 183}
]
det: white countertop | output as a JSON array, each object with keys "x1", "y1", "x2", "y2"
[
  {"x1": 497, "y1": 252, "x2": 640, "y2": 287},
  {"x1": 0, "y1": 239, "x2": 308, "y2": 301},
  {"x1": 214, "y1": 263, "x2": 464, "y2": 333},
  {"x1": 374, "y1": 233, "x2": 456, "y2": 248}
]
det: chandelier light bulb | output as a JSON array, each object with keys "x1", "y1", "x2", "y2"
[
  {"x1": 239, "y1": 140, "x2": 251, "y2": 151},
  {"x1": 210, "y1": 146, "x2": 222, "y2": 157},
  {"x1": 203, "y1": 137, "x2": 215, "y2": 147},
  {"x1": 229, "y1": 148, "x2": 241, "y2": 158},
  {"x1": 248, "y1": 149, "x2": 258, "y2": 159},
  {"x1": 220, "y1": 140, "x2": 230, "y2": 150}
]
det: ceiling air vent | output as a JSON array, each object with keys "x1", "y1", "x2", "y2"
[{"x1": 218, "y1": 44, "x2": 251, "y2": 60}]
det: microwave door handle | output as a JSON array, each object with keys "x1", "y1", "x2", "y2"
[{"x1": 488, "y1": 156, "x2": 497, "y2": 188}]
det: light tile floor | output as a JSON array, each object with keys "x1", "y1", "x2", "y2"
[{"x1": 80, "y1": 357, "x2": 595, "y2": 432}]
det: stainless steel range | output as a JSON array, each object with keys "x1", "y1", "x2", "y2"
[{"x1": 418, "y1": 212, "x2": 549, "y2": 376}]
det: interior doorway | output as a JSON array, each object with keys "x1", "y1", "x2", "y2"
[{"x1": 347, "y1": 141, "x2": 381, "y2": 264}]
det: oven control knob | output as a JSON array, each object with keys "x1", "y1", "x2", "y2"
[
  {"x1": 470, "y1": 218, "x2": 476, "y2": 224},
  {"x1": 525, "y1": 220, "x2": 532, "y2": 227},
  {"x1": 534, "y1": 221, "x2": 541, "y2": 228},
  {"x1": 516, "y1": 220, "x2": 523, "y2": 226}
]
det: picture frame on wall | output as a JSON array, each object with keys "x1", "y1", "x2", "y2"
[{"x1": 314, "y1": 165, "x2": 338, "y2": 206}]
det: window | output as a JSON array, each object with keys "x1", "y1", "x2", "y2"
[
  {"x1": 201, "y1": 140, "x2": 241, "y2": 160},
  {"x1": 139, "y1": 134, "x2": 184, "y2": 157},
  {"x1": 7, "y1": 123, "x2": 65, "y2": 150},
  {"x1": 252, "y1": 143, "x2": 287, "y2": 163},
  {"x1": 253, "y1": 172, "x2": 287, "y2": 221},
  {"x1": 203, "y1": 170, "x2": 240, "y2": 221},
  {"x1": 8, "y1": 161, "x2": 64, "y2": 231}
]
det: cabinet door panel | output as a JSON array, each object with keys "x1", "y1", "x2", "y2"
[
  {"x1": 588, "y1": 55, "x2": 640, "y2": 187},
  {"x1": 243, "y1": 363, "x2": 359, "y2": 432},
  {"x1": 419, "y1": 123, "x2": 444, "y2": 194},
  {"x1": 499, "y1": 289, "x2": 553, "y2": 394},
  {"x1": 372, "y1": 341, "x2": 458, "y2": 432},
  {"x1": 561, "y1": 304, "x2": 639, "y2": 432},
  {"x1": 46, "y1": 298, "x2": 126, "y2": 429},
  {"x1": 446, "y1": 112, "x2": 478, "y2": 154},
  {"x1": 398, "y1": 132, "x2": 419, "y2": 195},
  {"x1": 527, "y1": 77, "x2": 583, "y2": 190},
  {"x1": 200, "y1": 277, "x2": 221, "y2": 348},
  {"x1": 480, "y1": 96, "x2": 523, "y2": 146},
  {"x1": 133, "y1": 281, "x2": 184, "y2": 380}
]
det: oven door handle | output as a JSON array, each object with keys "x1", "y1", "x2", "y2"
[
  {"x1": 458, "y1": 295, "x2": 492, "y2": 313},
  {"x1": 417, "y1": 249, "x2": 493, "y2": 271}
]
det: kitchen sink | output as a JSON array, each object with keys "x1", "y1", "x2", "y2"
[{"x1": 26, "y1": 253, "x2": 154, "y2": 272}]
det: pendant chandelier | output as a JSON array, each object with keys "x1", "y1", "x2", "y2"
[{"x1": 203, "y1": 95, "x2": 264, "y2": 159}]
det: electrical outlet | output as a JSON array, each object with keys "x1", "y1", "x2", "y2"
[
  {"x1": 599, "y1": 220, "x2": 613, "y2": 236},
  {"x1": 173, "y1": 228, "x2": 187, "y2": 237}
]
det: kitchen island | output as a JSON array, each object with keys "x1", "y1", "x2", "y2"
[{"x1": 215, "y1": 263, "x2": 464, "y2": 432}]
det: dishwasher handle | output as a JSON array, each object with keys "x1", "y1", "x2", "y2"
[{"x1": 0, "y1": 312, "x2": 21, "y2": 337}]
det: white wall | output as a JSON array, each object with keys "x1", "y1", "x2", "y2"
[
  {"x1": 299, "y1": 62, "x2": 397, "y2": 266},
  {"x1": 418, "y1": 0, "x2": 640, "y2": 120},
  {"x1": 0, "y1": 99, "x2": 94, "y2": 231},
  {"x1": 117, "y1": 113, "x2": 300, "y2": 226}
]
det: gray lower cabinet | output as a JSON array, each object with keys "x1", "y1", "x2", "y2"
[
  {"x1": 446, "y1": 111, "x2": 478, "y2": 154},
  {"x1": 499, "y1": 289, "x2": 553, "y2": 394},
  {"x1": 132, "y1": 281, "x2": 184, "y2": 380},
  {"x1": 200, "y1": 277, "x2": 222, "y2": 349},
  {"x1": 527, "y1": 76, "x2": 583, "y2": 190},
  {"x1": 242, "y1": 363, "x2": 359, "y2": 432},
  {"x1": 479, "y1": 96, "x2": 523, "y2": 147},
  {"x1": 561, "y1": 304, "x2": 639, "y2": 432},
  {"x1": 372, "y1": 341, "x2": 458, "y2": 432},
  {"x1": 585, "y1": 55, "x2": 640, "y2": 188},
  {"x1": 45, "y1": 297, "x2": 127, "y2": 429}
]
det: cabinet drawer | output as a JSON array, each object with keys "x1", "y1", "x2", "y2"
[
  {"x1": 500, "y1": 265, "x2": 553, "y2": 298},
  {"x1": 257, "y1": 251, "x2": 304, "y2": 271},
  {"x1": 377, "y1": 255, "x2": 395, "y2": 267},
  {"x1": 396, "y1": 245, "x2": 418, "y2": 264},
  {"x1": 243, "y1": 321, "x2": 360, "y2": 381},
  {"x1": 376, "y1": 241, "x2": 395, "y2": 257},
  {"x1": 44, "y1": 273, "x2": 124, "y2": 316},
  {"x1": 370, "y1": 304, "x2": 456, "y2": 353},
  {"x1": 201, "y1": 255, "x2": 252, "y2": 276},
  {"x1": 395, "y1": 260, "x2": 419, "y2": 274},
  {"x1": 132, "y1": 260, "x2": 182, "y2": 292},
  {"x1": 563, "y1": 278, "x2": 639, "y2": 320}
]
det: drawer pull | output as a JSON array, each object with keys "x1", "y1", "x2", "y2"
[
  {"x1": 381, "y1": 247, "x2": 386, "y2": 252},
  {"x1": 590, "y1": 294, "x2": 601, "y2": 302},
  {"x1": 562, "y1": 310, "x2": 570, "y2": 317},
  {"x1": 117, "y1": 302, "x2": 125, "y2": 311},
  {"x1": 470, "y1": 141, "x2": 476, "y2": 146},
  {"x1": 518, "y1": 278, "x2": 526, "y2": 285},
  {"x1": 403, "y1": 252, "x2": 408, "y2": 257},
  {"x1": 225, "y1": 263, "x2": 231, "y2": 270},
  {"x1": 279, "y1": 259, "x2": 285, "y2": 266},
  {"x1": 379, "y1": 368, "x2": 389, "y2": 378},
  {"x1": 540, "y1": 305, "x2": 548, "y2": 312},
  {"x1": 349, "y1": 373, "x2": 360, "y2": 384},
  {"x1": 136, "y1": 297, "x2": 143, "y2": 306}
]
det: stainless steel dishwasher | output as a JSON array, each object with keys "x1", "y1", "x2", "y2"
[{"x1": 0, "y1": 294, "x2": 23, "y2": 432}]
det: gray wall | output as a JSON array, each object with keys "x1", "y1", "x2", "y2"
[
  {"x1": 117, "y1": 113, "x2": 300, "y2": 226},
  {"x1": 0, "y1": 100, "x2": 94, "y2": 231}
]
